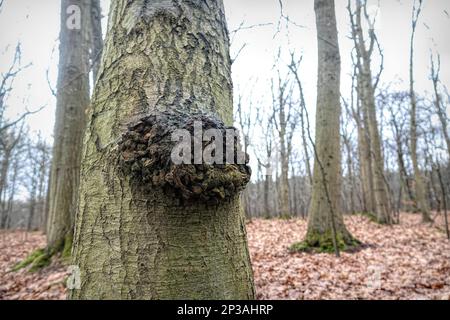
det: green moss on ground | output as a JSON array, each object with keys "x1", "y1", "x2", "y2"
[
  {"x1": 28, "y1": 252, "x2": 52, "y2": 272},
  {"x1": 11, "y1": 249, "x2": 46, "y2": 272},
  {"x1": 11, "y1": 234, "x2": 73, "y2": 273},
  {"x1": 289, "y1": 230, "x2": 361, "y2": 254}
]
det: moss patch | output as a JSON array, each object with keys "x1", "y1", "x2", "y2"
[
  {"x1": 11, "y1": 249, "x2": 46, "y2": 272},
  {"x1": 61, "y1": 234, "x2": 73, "y2": 262},
  {"x1": 289, "y1": 230, "x2": 361, "y2": 254},
  {"x1": 28, "y1": 252, "x2": 52, "y2": 272},
  {"x1": 11, "y1": 234, "x2": 73, "y2": 273}
]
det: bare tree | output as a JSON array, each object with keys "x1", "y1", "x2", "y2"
[
  {"x1": 383, "y1": 91, "x2": 417, "y2": 212},
  {"x1": 348, "y1": 0, "x2": 392, "y2": 224},
  {"x1": 24, "y1": 135, "x2": 51, "y2": 231},
  {"x1": 0, "y1": 126, "x2": 24, "y2": 228},
  {"x1": 291, "y1": 0, "x2": 359, "y2": 255},
  {"x1": 271, "y1": 70, "x2": 298, "y2": 217},
  {"x1": 254, "y1": 108, "x2": 275, "y2": 218},
  {"x1": 287, "y1": 53, "x2": 313, "y2": 185},
  {"x1": 430, "y1": 54, "x2": 450, "y2": 159}
]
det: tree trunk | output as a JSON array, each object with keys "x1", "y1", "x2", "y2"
[
  {"x1": 89, "y1": 0, "x2": 103, "y2": 82},
  {"x1": 28, "y1": 170, "x2": 38, "y2": 231},
  {"x1": 356, "y1": 97, "x2": 375, "y2": 214},
  {"x1": 430, "y1": 56, "x2": 450, "y2": 160},
  {"x1": 0, "y1": 151, "x2": 10, "y2": 229},
  {"x1": 46, "y1": 0, "x2": 91, "y2": 253},
  {"x1": 70, "y1": 0, "x2": 254, "y2": 300},
  {"x1": 302, "y1": 0, "x2": 357, "y2": 252},
  {"x1": 264, "y1": 167, "x2": 271, "y2": 217},
  {"x1": 343, "y1": 136, "x2": 356, "y2": 214},
  {"x1": 277, "y1": 84, "x2": 290, "y2": 217},
  {"x1": 351, "y1": 1, "x2": 391, "y2": 224},
  {"x1": 409, "y1": 1, "x2": 432, "y2": 223},
  {"x1": 361, "y1": 79, "x2": 391, "y2": 224}
]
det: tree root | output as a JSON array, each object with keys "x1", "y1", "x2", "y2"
[{"x1": 11, "y1": 234, "x2": 72, "y2": 273}]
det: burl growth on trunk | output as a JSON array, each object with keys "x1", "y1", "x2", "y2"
[{"x1": 118, "y1": 110, "x2": 251, "y2": 204}]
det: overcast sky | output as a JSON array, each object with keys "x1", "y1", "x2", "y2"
[{"x1": 0, "y1": 0, "x2": 449, "y2": 147}]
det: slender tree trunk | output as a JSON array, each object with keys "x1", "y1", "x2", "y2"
[
  {"x1": 362, "y1": 81, "x2": 391, "y2": 224},
  {"x1": 436, "y1": 164, "x2": 450, "y2": 240},
  {"x1": 70, "y1": 0, "x2": 254, "y2": 300},
  {"x1": 5, "y1": 156, "x2": 19, "y2": 229},
  {"x1": 301, "y1": 0, "x2": 357, "y2": 252},
  {"x1": 46, "y1": 0, "x2": 91, "y2": 253},
  {"x1": 0, "y1": 152, "x2": 10, "y2": 229},
  {"x1": 37, "y1": 147, "x2": 49, "y2": 232},
  {"x1": 28, "y1": 171, "x2": 38, "y2": 231},
  {"x1": 356, "y1": 98, "x2": 375, "y2": 214},
  {"x1": 264, "y1": 171, "x2": 271, "y2": 217},
  {"x1": 41, "y1": 171, "x2": 51, "y2": 234},
  {"x1": 409, "y1": 0, "x2": 432, "y2": 223},
  {"x1": 351, "y1": 1, "x2": 391, "y2": 224},
  {"x1": 278, "y1": 98, "x2": 290, "y2": 216},
  {"x1": 343, "y1": 137, "x2": 356, "y2": 214},
  {"x1": 89, "y1": 0, "x2": 103, "y2": 82},
  {"x1": 430, "y1": 56, "x2": 450, "y2": 159}
]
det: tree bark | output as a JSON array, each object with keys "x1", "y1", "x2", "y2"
[
  {"x1": 409, "y1": 0, "x2": 432, "y2": 223},
  {"x1": 89, "y1": 0, "x2": 103, "y2": 82},
  {"x1": 70, "y1": 0, "x2": 254, "y2": 300},
  {"x1": 46, "y1": 0, "x2": 91, "y2": 253},
  {"x1": 350, "y1": 0, "x2": 391, "y2": 224}
]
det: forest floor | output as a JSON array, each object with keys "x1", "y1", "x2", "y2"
[{"x1": 0, "y1": 213, "x2": 449, "y2": 300}]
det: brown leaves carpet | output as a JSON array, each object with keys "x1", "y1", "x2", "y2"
[{"x1": 1, "y1": 214, "x2": 449, "y2": 300}]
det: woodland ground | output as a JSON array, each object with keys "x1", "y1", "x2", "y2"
[{"x1": 0, "y1": 213, "x2": 449, "y2": 300}]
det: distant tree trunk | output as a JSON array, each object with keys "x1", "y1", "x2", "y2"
[
  {"x1": 349, "y1": 0, "x2": 391, "y2": 224},
  {"x1": 27, "y1": 195, "x2": 36, "y2": 231},
  {"x1": 395, "y1": 132, "x2": 416, "y2": 211},
  {"x1": 89, "y1": 0, "x2": 103, "y2": 82},
  {"x1": 264, "y1": 175, "x2": 271, "y2": 217},
  {"x1": 435, "y1": 163, "x2": 450, "y2": 240},
  {"x1": 40, "y1": 169, "x2": 51, "y2": 234},
  {"x1": 279, "y1": 141, "x2": 290, "y2": 216},
  {"x1": 274, "y1": 78, "x2": 290, "y2": 217},
  {"x1": 430, "y1": 55, "x2": 450, "y2": 159},
  {"x1": 288, "y1": 58, "x2": 313, "y2": 185},
  {"x1": 409, "y1": 0, "x2": 432, "y2": 223},
  {"x1": 70, "y1": 0, "x2": 254, "y2": 299},
  {"x1": 354, "y1": 91, "x2": 375, "y2": 214},
  {"x1": 5, "y1": 155, "x2": 20, "y2": 229},
  {"x1": 343, "y1": 134, "x2": 356, "y2": 214},
  {"x1": 27, "y1": 167, "x2": 38, "y2": 231},
  {"x1": 301, "y1": 0, "x2": 357, "y2": 252},
  {"x1": 0, "y1": 150, "x2": 11, "y2": 228},
  {"x1": 36, "y1": 143, "x2": 50, "y2": 232},
  {"x1": 46, "y1": 0, "x2": 91, "y2": 254}
]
